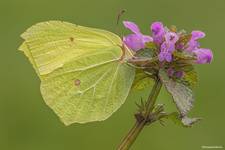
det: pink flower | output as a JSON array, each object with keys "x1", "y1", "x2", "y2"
[
  {"x1": 123, "y1": 20, "x2": 213, "y2": 64},
  {"x1": 158, "y1": 31, "x2": 179, "y2": 62},
  {"x1": 184, "y1": 31, "x2": 213, "y2": 64},
  {"x1": 186, "y1": 31, "x2": 205, "y2": 51},
  {"x1": 123, "y1": 21, "x2": 153, "y2": 51},
  {"x1": 193, "y1": 48, "x2": 213, "y2": 64},
  {"x1": 151, "y1": 22, "x2": 165, "y2": 44}
]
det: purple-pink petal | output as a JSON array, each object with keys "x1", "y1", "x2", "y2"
[
  {"x1": 151, "y1": 22, "x2": 165, "y2": 44},
  {"x1": 185, "y1": 40, "x2": 200, "y2": 51},
  {"x1": 123, "y1": 21, "x2": 140, "y2": 34},
  {"x1": 191, "y1": 31, "x2": 205, "y2": 40},
  {"x1": 142, "y1": 35, "x2": 153, "y2": 43},
  {"x1": 167, "y1": 68, "x2": 175, "y2": 77},
  {"x1": 167, "y1": 68, "x2": 184, "y2": 78},
  {"x1": 158, "y1": 32, "x2": 179, "y2": 62},
  {"x1": 186, "y1": 31, "x2": 205, "y2": 51},
  {"x1": 151, "y1": 22, "x2": 164, "y2": 35},
  {"x1": 123, "y1": 34, "x2": 145, "y2": 51},
  {"x1": 123, "y1": 21, "x2": 153, "y2": 51},
  {"x1": 165, "y1": 32, "x2": 179, "y2": 43},
  {"x1": 158, "y1": 42, "x2": 173, "y2": 62},
  {"x1": 193, "y1": 48, "x2": 213, "y2": 64},
  {"x1": 123, "y1": 34, "x2": 153, "y2": 51},
  {"x1": 175, "y1": 71, "x2": 184, "y2": 78},
  {"x1": 159, "y1": 52, "x2": 172, "y2": 62}
]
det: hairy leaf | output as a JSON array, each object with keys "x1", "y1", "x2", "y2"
[
  {"x1": 180, "y1": 69, "x2": 198, "y2": 88},
  {"x1": 181, "y1": 116, "x2": 201, "y2": 126},
  {"x1": 166, "y1": 112, "x2": 201, "y2": 127},
  {"x1": 159, "y1": 69, "x2": 194, "y2": 116}
]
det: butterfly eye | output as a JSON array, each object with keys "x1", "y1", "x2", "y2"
[{"x1": 74, "y1": 79, "x2": 81, "y2": 86}]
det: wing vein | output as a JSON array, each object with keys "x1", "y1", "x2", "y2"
[{"x1": 103, "y1": 63, "x2": 121, "y2": 113}]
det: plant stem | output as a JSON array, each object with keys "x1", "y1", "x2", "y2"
[{"x1": 117, "y1": 77, "x2": 162, "y2": 150}]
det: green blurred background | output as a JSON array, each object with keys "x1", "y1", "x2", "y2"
[{"x1": 0, "y1": 0, "x2": 224, "y2": 149}]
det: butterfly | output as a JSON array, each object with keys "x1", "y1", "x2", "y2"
[{"x1": 19, "y1": 21, "x2": 135, "y2": 125}]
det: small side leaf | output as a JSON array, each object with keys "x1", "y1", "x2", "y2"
[
  {"x1": 181, "y1": 116, "x2": 201, "y2": 126},
  {"x1": 135, "y1": 45, "x2": 155, "y2": 58},
  {"x1": 166, "y1": 112, "x2": 201, "y2": 127},
  {"x1": 145, "y1": 42, "x2": 158, "y2": 51},
  {"x1": 135, "y1": 49, "x2": 153, "y2": 58},
  {"x1": 166, "y1": 112, "x2": 184, "y2": 126},
  {"x1": 132, "y1": 70, "x2": 154, "y2": 91},
  {"x1": 176, "y1": 34, "x2": 192, "y2": 48}
]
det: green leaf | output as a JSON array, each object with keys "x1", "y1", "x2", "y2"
[
  {"x1": 135, "y1": 48, "x2": 154, "y2": 58},
  {"x1": 135, "y1": 42, "x2": 158, "y2": 58},
  {"x1": 159, "y1": 69, "x2": 194, "y2": 116},
  {"x1": 168, "y1": 51, "x2": 197, "y2": 89},
  {"x1": 180, "y1": 69, "x2": 198, "y2": 88},
  {"x1": 145, "y1": 42, "x2": 158, "y2": 51},
  {"x1": 131, "y1": 70, "x2": 154, "y2": 91},
  {"x1": 166, "y1": 112, "x2": 184, "y2": 126},
  {"x1": 173, "y1": 51, "x2": 195, "y2": 61},
  {"x1": 176, "y1": 34, "x2": 192, "y2": 48},
  {"x1": 19, "y1": 21, "x2": 135, "y2": 125}
]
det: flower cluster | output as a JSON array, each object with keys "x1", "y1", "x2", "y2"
[
  {"x1": 123, "y1": 21, "x2": 213, "y2": 64},
  {"x1": 123, "y1": 21, "x2": 212, "y2": 129}
]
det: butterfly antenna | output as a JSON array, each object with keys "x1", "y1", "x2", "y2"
[{"x1": 115, "y1": 9, "x2": 126, "y2": 37}]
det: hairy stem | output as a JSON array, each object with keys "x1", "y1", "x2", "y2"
[{"x1": 117, "y1": 77, "x2": 162, "y2": 150}]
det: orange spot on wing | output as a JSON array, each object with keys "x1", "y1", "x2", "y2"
[{"x1": 74, "y1": 79, "x2": 81, "y2": 86}]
